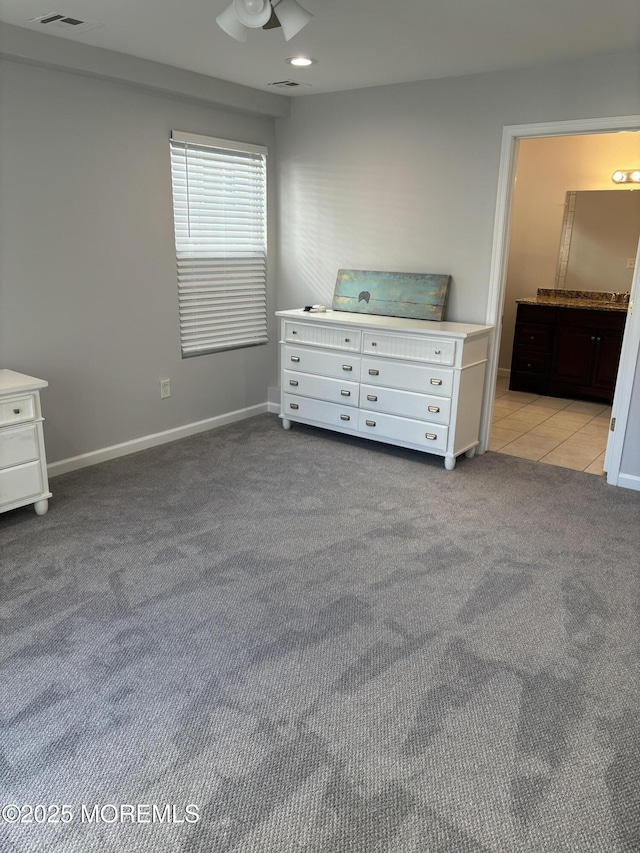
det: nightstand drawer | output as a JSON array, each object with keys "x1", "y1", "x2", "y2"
[
  {"x1": 284, "y1": 345, "x2": 361, "y2": 380},
  {"x1": 359, "y1": 411, "x2": 448, "y2": 451},
  {"x1": 284, "y1": 370, "x2": 359, "y2": 406},
  {"x1": 362, "y1": 357, "x2": 453, "y2": 396},
  {"x1": 0, "y1": 395, "x2": 35, "y2": 427},
  {"x1": 0, "y1": 423, "x2": 39, "y2": 469},
  {"x1": 362, "y1": 332, "x2": 455, "y2": 365},
  {"x1": 0, "y1": 460, "x2": 44, "y2": 508},
  {"x1": 359, "y1": 384, "x2": 451, "y2": 424}
]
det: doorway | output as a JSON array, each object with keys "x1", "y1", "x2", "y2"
[
  {"x1": 491, "y1": 132, "x2": 639, "y2": 473},
  {"x1": 481, "y1": 115, "x2": 640, "y2": 486}
]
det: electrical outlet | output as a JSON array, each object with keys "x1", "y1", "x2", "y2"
[
  {"x1": 627, "y1": 258, "x2": 636, "y2": 269},
  {"x1": 160, "y1": 378, "x2": 171, "y2": 399}
]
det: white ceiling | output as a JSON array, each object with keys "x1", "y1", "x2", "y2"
[{"x1": 1, "y1": 0, "x2": 639, "y2": 96}]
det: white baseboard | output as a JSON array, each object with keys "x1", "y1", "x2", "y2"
[
  {"x1": 615, "y1": 472, "x2": 640, "y2": 492},
  {"x1": 48, "y1": 403, "x2": 270, "y2": 477}
]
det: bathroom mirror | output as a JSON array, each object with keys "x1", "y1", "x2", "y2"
[{"x1": 555, "y1": 189, "x2": 640, "y2": 292}]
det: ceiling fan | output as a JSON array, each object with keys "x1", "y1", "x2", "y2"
[{"x1": 217, "y1": 0, "x2": 313, "y2": 42}]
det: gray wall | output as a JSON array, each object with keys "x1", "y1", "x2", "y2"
[
  {"x1": 276, "y1": 51, "x2": 640, "y2": 321},
  {"x1": 275, "y1": 50, "x2": 640, "y2": 479},
  {"x1": 0, "y1": 58, "x2": 280, "y2": 464}
]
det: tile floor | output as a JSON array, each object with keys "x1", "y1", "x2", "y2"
[{"x1": 491, "y1": 376, "x2": 611, "y2": 475}]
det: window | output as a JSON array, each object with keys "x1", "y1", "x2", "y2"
[{"x1": 169, "y1": 131, "x2": 268, "y2": 357}]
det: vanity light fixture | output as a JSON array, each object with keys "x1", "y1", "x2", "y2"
[
  {"x1": 286, "y1": 56, "x2": 316, "y2": 67},
  {"x1": 612, "y1": 169, "x2": 640, "y2": 184}
]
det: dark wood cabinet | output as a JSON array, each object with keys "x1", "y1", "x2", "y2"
[
  {"x1": 510, "y1": 303, "x2": 626, "y2": 403},
  {"x1": 509, "y1": 304, "x2": 556, "y2": 395}
]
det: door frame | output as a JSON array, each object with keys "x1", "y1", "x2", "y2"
[
  {"x1": 481, "y1": 115, "x2": 640, "y2": 483},
  {"x1": 604, "y1": 235, "x2": 640, "y2": 489}
]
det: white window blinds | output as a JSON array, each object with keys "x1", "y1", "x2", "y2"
[{"x1": 170, "y1": 131, "x2": 268, "y2": 357}]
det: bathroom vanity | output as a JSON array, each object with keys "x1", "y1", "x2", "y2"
[{"x1": 509, "y1": 289, "x2": 627, "y2": 403}]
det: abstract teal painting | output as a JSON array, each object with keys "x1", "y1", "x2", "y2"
[{"x1": 332, "y1": 269, "x2": 451, "y2": 321}]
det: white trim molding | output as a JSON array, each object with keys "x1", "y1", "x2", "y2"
[
  {"x1": 48, "y1": 403, "x2": 270, "y2": 477},
  {"x1": 616, "y1": 473, "x2": 640, "y2": 492}
]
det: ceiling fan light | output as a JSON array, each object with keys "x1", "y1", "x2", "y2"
[
  {"x1": 273, "y1": 0, "x2": 313, "y2": 41},
  {"x1": 216, "y1": 3, "x2": 248, "y2": 40},
  {"x1": 232, "y1": 0, "x2": 272, "y2": 28}
]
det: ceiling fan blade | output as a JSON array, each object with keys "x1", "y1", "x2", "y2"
[{"x1": 262, "y1": 8, "x2": 281, "y2": 29}]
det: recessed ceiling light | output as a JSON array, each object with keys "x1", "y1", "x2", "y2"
[{"x1": 286, "y1": 56, "x2": 316, "y2": 67}]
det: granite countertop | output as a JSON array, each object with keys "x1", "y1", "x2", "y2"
[{"x1": 516, "y1": 288, "x2": 629, "y2": 312}]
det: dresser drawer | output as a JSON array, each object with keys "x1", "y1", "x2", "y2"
[
  {"x1": 362, "y1": 332, "x2": 455, "y2": 365},
  {"x1": 358, "y1": 411, "x2": 448, "y2": 452},
  {"x1": 283, "y1": 394, "x2": 358, "y2": 431},
  {"x1": 361, "y1": 357, "x2": 453, "y2": 396},
  {"x1": 0, "y1": 460, "x2": 44, "y2": 508},
  {"x1": 284, "y1": 345, "x2": 361, "y2": 380},
  {"x1": 284, "y1": 321, "x2": 361, "y2": 351},
  {"x1": 0, "y1": 423, "x2": 40, "y2": 469},
  {"x1": 284, "y1": 370, "x2": 359, "y2": 406},
  {"x1": 0, "y1": 395, "x2": 35, "y2": 427},
  {"x1": 360, "y1": 384, "x2": 451, "y2": 424}
]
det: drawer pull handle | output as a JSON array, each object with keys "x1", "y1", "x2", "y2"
[
  {"x1": 341, "y1": 390, "x2": 351, "y2": 397},
  {"x1": 290, "y1": 403, "x2": 299, "y2": 410},
  {"x1": 434, "y1": 350, "x2": 441, "y2": 355},
  {"x1": 369, "y1": 369, "x2": 379, "y2": 376},
  {"x1": 371, "y1": 341, "x2": 377, "y2": 347},
  {"x1": 13, "y1": 408, "x2": 21, "y2": 415},
  {"x1": 530, "y1": 335, "x2": 535, "y2": 340},
  {"x1": 430, "y1": 378, "x2": 443, "y2": 386},
  {"x1": 345, "y1": 338, "x2": 350, "y2": 343},
  {"x1": 340, "y1": 414, "x2": 351, "y2": 421},
  {"x1": 291, "y1": 356, "x2": 300, "y2": 362},
  {"x1": 428, "y1": 405, "x2": 440, "y2": 413},
  {"x1": 289, "y1": 380, "x2": 298, "y2": 386},
  {"x1": 527, "y1": 363, "x2": 532, "y2": 368},
  {"x1": 425, "y1": 433, "x2": 437, "y2": 440},
  {"x1": 342, "y1": 364, "x2": 353, "y2": 371},
  {"x1": 366, "y1": 420, "x2": 376, "y2": 427},
  {"x1": 367, "y1": 394, "x2": 377, "y2": 402}
]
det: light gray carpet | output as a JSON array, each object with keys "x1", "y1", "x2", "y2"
[{"x1": 1, "y1": 413, "x2": 639, "y2": 853}]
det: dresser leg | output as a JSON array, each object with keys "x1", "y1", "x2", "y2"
[
  {"x1": 282, "y1": 418, "x2": 292, "y2": 430},
  {"x1": 34, "y1": 499, "x2": 49, "y2": 516},
  {"x1": 444, "y1": 456, "x2": 456, "y2": 471},
  {"x1": 464, "y1": 447, "x2": 476, "y2": 459}
]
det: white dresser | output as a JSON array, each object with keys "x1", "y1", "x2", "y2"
[
  {"x1": 0, "y1": 370, "x2": 52, "y2": 515},
  {"x1": 276, "y1": 309, "x2": 493, "y2": 470}
]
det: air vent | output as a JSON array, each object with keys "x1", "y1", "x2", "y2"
[
  {"x1": 268, "y1": 80, "x2": 311, "y2": 88},
  {"x1": 28, "y1": 12, "x2": 101, "y2": 32}
]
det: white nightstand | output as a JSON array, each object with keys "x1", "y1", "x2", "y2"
[{"x1": 0, "y1": 370, "x2": 52, "y2": 516}]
